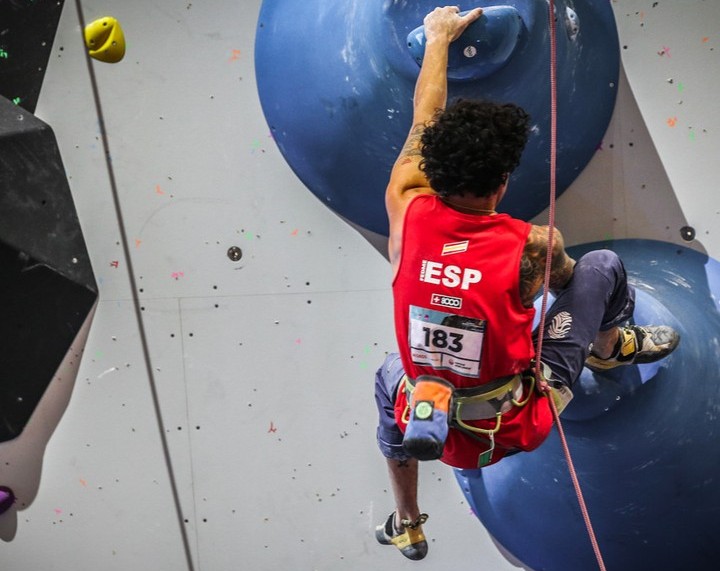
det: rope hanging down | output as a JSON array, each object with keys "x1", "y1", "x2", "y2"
[
  {"x1": 74, "y1": 3, "x2": 196, "y2": 570},
  {"x1": 533, "y1": 2, "x2": 608, "y2": 570}
]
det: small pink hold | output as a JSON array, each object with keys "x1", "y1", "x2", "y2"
[{"x1": 0, "y1": 486, "x2": 15, "y2": 515}]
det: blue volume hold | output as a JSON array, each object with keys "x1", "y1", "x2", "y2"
[
  {"x1": 456, "y1": 239, "x2": 720, "y2": 570},
  {"x1": 255, "y1": 0, "x2": 620, "y2": 236}
]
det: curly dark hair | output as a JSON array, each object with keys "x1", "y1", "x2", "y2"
[{"x1": 419, "y1": 100, "x2": 530, "y2": 198}]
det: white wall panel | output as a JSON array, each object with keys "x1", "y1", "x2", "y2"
[{"x1": 2, "y1": 0, "x2": 716, "y2": 570}]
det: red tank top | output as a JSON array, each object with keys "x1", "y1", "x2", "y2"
[{"x1": 392, "y1": 195, "x2": 552, "y2": 468}]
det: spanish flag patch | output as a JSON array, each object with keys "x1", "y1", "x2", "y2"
[{"x1": 441, "y1": 240, "x2": 469, "y2": 256}]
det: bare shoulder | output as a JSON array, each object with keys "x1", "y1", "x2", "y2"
[
  {"x1": 519, "y1": 226, "x2": 548, "y2": 307},
  {"x1": 519, "y1": 225, "x2": 575, "y2": 307},
  {"x1": 386, "y1": 122, "x2": 436, "y2": 270}
]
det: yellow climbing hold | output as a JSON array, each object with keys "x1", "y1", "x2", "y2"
[{"x1": 84, "y1": 17, "x2": 126, "y2": 63}]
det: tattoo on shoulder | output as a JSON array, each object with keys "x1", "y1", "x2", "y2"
[
  {"x1": 520, "y1": 226, "x2": 574, "y2": 307},
  {"x1": 519, "y1": 226, "x2": 549, "y2": 307},
  {"x1": 399, "y1": 124, "x2": 425, "y2": 159}
]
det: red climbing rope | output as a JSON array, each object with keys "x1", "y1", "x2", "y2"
[{"x1": 533, "y1": 2, "x2": 608, "y2": 570}]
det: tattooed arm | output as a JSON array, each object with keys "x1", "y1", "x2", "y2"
[
  {"x1": 386, "y1": 7, "x2": 483, "y2": 271},
  {"x1": 519, "y1": 225, "x2": 576, "y2": 308}
]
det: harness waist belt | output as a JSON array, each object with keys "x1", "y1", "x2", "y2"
[{"x1": 404, "y1": 373, "x2": 525, "y2": 421}]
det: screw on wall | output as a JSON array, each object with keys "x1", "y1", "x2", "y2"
[
  {"x1": 680, "y1": 226, "x2": 696, "y2": 242},
  {"x1": 227, "y1": 246, "x2": 242, "y2": 261}
]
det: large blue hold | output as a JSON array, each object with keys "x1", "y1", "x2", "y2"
[
  {"x1": 255, "y1": 0, "x2": 619, "y2": 236},
  {"x1": 457, "y1": 239, "x2": 720, "y2": 570}
]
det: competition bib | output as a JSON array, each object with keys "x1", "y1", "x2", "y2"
[{"x1": 408, "y1": 305, "x2": 485, "y2": 378}]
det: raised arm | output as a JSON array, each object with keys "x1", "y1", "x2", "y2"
[{"x1": 386, "y1": 6, "x2": 483, "y2": 268}]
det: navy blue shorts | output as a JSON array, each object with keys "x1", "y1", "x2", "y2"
[
  {"x1": 375, "y1": 250, "x2": 635, "y2": 460},
  {"x1": 374, "y1": 353, "x2": 409, "y2": 460}
]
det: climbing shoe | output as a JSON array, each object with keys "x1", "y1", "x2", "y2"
[
  {"x1": 376, "y1": 512, "x2": 429, "y2": 560},
  {"x1": 586, "y1": 325, "x2": 680, "y2": 371}
]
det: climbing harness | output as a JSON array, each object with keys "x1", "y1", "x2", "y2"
[
  {"x1": 401, "y1": 360, "x2": 573, "y2": 468},
  {"x1": 404, "y1": 372, "x2": 523, "y2": 415},
  {"x1": 404, "y1": 373, "x2": 526, "y2": 466},
  {"x1": 534, "y1": 2, "x2": 607, "y2": 569},
  {"x1": 401, "y1": 371, "x2": 529, "y2": 467}
]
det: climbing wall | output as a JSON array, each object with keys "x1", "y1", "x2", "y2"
[
  {"x1": 0, "y1": 0, "x2": 717, "y2": 570},
  {"x1": 551, "y1": 1, "x2": 719, "y2": 255}
]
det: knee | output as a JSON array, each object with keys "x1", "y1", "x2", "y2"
[{"x1": 576, "y1": 249, "x2": 624, "y2": 276}]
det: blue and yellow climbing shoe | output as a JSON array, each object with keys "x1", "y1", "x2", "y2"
[
  {"x1": 376, "y1": 512, "x2": 429, "y2": 560},
  {"x1": 586, "y1": 325, "x2": 679, "y2": 371}
]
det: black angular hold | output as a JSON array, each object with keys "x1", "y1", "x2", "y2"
[{"x1": 0, "y1": 96, "x2": 97, "y2": 442}]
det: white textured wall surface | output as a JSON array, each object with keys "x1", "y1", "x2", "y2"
[
  {"x1": 0, "y1": 1, "x2": 717, "y2": 570},
  {"x1": 547, "y1": 0, "x2": 720, "y2": 256}
]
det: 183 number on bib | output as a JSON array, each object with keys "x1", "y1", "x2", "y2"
[{"x1": 408, "y1": 306, "x2": 486, "y2": 378}]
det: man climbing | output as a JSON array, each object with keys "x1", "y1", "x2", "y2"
[{"x1": 374, "y1": 5, "x2": 680, "y2": 561}]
